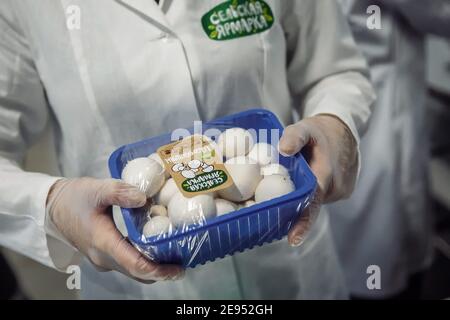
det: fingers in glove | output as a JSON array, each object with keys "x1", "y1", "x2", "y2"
[
  {"x1": 278, "y1": 122, "x2": 312, "y2": 157},
  {"x1": 278, "y1": 121, "x2": 332, "y2": 195},
  {"x1": 95, "y1": 226, "x2": 184, "y2": 282},
  {"x1": 86, "y1": 250, "x2": 157, "y2": 284},
  {"x1": 288, "y1": 188, "x2": 323, "y2": 247},
  {"x1": 94, "y1": 179, "x2": 147, "y2": 209}
]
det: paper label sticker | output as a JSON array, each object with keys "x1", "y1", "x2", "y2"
[{"x1": 157, "y1": 135, "x2": 234, "y2": 198}]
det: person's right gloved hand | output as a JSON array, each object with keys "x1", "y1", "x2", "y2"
[{"x1": 46, "y1": 177, "x2": 184, "y2": 283}]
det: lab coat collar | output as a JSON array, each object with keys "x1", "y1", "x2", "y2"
[{"x1": 115, "y1": 0, "x2": 172, "y2": 34}]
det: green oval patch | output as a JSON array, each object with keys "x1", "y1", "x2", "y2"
[
  {"x1": 201, "y1": 0, "x2": 274, "y2": 41},
  {"x1": 182, "y1": 170, "x2": 229, "y2": 193}
]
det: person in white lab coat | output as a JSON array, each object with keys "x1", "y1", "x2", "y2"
[
  {"x1": 0, "y1": 0, "x2": 375, "y2": 299},
  {"x1": 330, "y1": 0, "x2": 450, "y2": 299}
]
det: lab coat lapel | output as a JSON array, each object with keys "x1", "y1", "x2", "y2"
[
  {"x1": 60, "y1": 0, "x2": 201, "y2": 147},
  {"x1": 116, "y1": 0, "x2": 171, "y2": 33}
]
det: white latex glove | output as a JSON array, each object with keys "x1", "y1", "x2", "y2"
[
  {"x1": 46, "y1": 177, "x2": 184, "y2": 283},
  {"x1": 279, "y1": 114, "x2": 358, "y2": 246}
]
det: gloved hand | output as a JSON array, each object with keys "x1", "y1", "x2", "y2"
[
  {"x1": 46, "y1": 177, "x2": 184, "y2": 282},
  {"x1": 278, "y1": 114, "x2": 358, "y2": 247}
]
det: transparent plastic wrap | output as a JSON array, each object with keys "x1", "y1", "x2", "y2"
[{"x1": 108, "y1": 109, "x2": 316, "y2": 268}]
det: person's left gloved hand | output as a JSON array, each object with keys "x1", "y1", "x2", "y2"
[
  {"x1": 46, "y1": 178, "x2": 184, "y2": 283},
  {"x1": 278, "y1": 114, "x2": 358, "y2": 247}
]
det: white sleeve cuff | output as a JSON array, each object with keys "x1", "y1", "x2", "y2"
[
  {"x1": 0, "y1": 173, "x2": 81, "y2": 272},
  {"x1": 42, "y1": 178, "x2": 82, "y2": 271}
]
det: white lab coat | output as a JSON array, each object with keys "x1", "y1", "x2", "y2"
[
  {"x1": 0, "y1": 0, "x2": 375, "y2": 299},
  {"x1": 330, "y1": 0, "x2": 450, "y2": 297}
]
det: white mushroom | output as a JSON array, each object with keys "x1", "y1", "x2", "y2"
[
  {"x1": 143, "y1": 216, "x2": 172, "y2": 237},
  {"x1": 255, "y1": 175, "x2": 295, "y2": 203},
  {"x1": 154, "y1": 178, "x2": 179, "y2": 207},
  {"x1": 248, "y1": 143, "x2": 278, "y2": 166},
  {"x1": 215, "y1": 198, "x2": 237, "y2": 216},
  {"x1": 121, "y1": 157, "x2": 166, "y2": 198},
  {"x1": 217, "y1": 128, "x2": 254, "y2": 159},
  {"x1": 148, "y1": 153, "x2": 170, "y2": 178},
  {"x1": 218, "y1": 156, "x2": 262, "y2": 202},
  {"x1": 260, "y1": 163, "x2": 290, "y2": 177},
  {"x1": 168, "y1": 193, "x2": 217, "y2": 227},
  {"x1": 148, "y1": 204, "x2": 168, "y2": 217},
  {"x1": 244, "y1": 200, "x2": 256, "y2": 208}
]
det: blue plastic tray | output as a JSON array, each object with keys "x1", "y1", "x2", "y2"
[{"x1": 108, "y1": 109, "x2": 316, "y2": 268}]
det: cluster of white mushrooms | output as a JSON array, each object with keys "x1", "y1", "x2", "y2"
[{"x1": 121, "y1": 128, "x2": 295, "y2": 238}]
